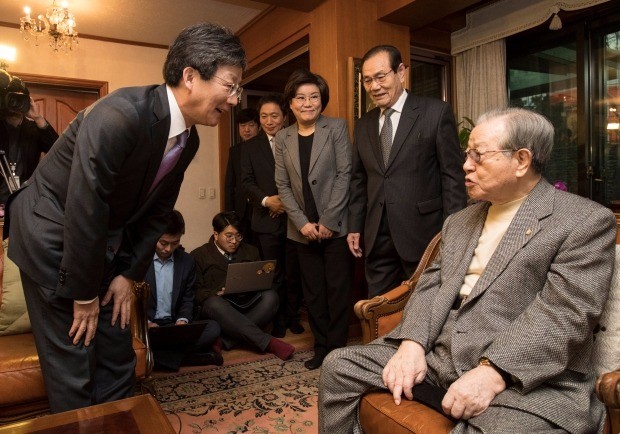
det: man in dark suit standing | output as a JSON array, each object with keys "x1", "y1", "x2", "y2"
[
  {"x1": 145, "y1": 210, "x2": 222, "y2": 371},
  {"x1": 4, "y1": 23, "x2": 246, "y2": 413},
  {"x1": 225, "y1": 108, "x2": 259, "y2": 242},
  {"x1": 347, "y1": 45, "x2": 467, "y2": 297},
  {"x1": 0, "y1": 85, "x2": 58, "y2": 204},
  {"x1": 241, "y1": 94, "x2": 304, "y2": 337}
]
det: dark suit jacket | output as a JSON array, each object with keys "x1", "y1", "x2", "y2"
[
  {"x1": 145, "y1": 248, "x2": 196, "y2": 322},
  {"x1": 224, "y1": 141, "x2": 248, "y2": 216},
  {"x1": 241, "y1": 130, "x2": 286, "y2": 235},
  {"x1": 0, "y1": 118, "x2": 58, "y2": 203},
  {"x1": 348, "y1": 93, "x2": 467, "y2": 262},
  {"x1": 190, "y1": 237, "x2": 260, "y2": 307},
  {"x1": 388, "y1": 180, "x2": 616, "y2": 433},
  {"x1": 5, "y1": 84, "x2": 199, "y2": 301}
]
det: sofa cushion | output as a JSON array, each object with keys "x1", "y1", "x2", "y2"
[
  {"x1": 593, "y1": 244, "x2": 620, "y2": 376},
  {"x1": 360, "y1": 391, "x2": 455, "y2": 434},
  {"x1": 0, "y1": 242, "x2": 31, "y2": 336},
  {"x1": 0, "y1": 333, "x2": 46, "y2": 409}
]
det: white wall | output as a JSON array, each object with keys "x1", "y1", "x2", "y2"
[{"x1": 0, "y1": 27, "x2": 221, "y2": 251}]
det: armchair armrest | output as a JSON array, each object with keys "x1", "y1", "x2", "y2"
[
  {"x1": 130, "y1": 281, "x2": 153, "y2": 379},
  {"x1": 596, "y1": 370, "x2": 620, "y2": 434},
  {"x1": 354, "y1": 233, "x2": 442, "y2": 344}
]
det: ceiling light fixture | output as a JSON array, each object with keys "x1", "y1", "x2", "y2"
[{"x1": 20, "y1": 1, "x2": 78, "y2": 52}]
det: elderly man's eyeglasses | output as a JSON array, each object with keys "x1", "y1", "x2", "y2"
[
  {"x1": 362, "y1": 70, "x2": 395, "y2": 86},
  {"x1": 221, "y1": 232, "x2": 243, "y2": 242},
  {"x1": 213, "y1": 75, "x2": 244, "y2": 99},
  {"x1": 463, "y1": 148, "x2": 515, "y2": 163},
  {"x1": 293, "y1": 94, "x2": 321, "y2": 105}
]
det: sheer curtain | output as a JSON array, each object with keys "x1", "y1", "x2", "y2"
[{"x1": 454, "y1": 39, "x2": 507, "y2": 125}]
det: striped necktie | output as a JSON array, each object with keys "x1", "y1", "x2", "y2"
[{"x1": 380, "y1": 108, "x2": 395, "y2": 167}]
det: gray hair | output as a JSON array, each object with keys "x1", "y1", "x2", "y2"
[
  {"x1": 163, "y1": 22, "x2": 246, "y2": 86},
  {"x1": 476, "y1": 108, "x2": 554, "y2": 174}
]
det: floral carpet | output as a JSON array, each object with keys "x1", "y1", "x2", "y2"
[{"x1": 152, "y1": 350, "x2": 319, "y2": 434}]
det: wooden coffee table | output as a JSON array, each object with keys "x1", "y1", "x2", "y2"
[{"x1": 0, "y1": 395, "x2": 174, "y2": 433}]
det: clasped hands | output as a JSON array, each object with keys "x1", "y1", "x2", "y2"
[
  {"x1": 383, "y1": 340, "x2": 506, "y2": 420},
  {"x1": 69, "y1": 275, "x2": 134, "y2": 346},
  {"x1": 264, "y1": 195, "x2": 285, "y2": 218},
  {"x1": 300, "y1": 222, "x2": 332, "y2": 241}
]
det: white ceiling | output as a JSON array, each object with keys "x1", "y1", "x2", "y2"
[{"x1": 0, "y1": 0, "x2": 269, "y2": 47}]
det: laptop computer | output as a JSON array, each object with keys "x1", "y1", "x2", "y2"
[
  {"x1": 223, "y1": 260, "x2": 277, "y2": 295},
  {"x1": 148, "y1": 320, "x2": 210, "y2": 349}
]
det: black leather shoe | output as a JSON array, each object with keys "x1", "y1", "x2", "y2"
[
  {"x1": 271, "y1": 325, "x2": 287, "y2": 338},
  {"x1": 181, "y1": 351, "x2": 224, "y2": 367},
  {"x1": 288, "y1": 322, "x2": 305, "y2": 334},
  {"x1": 304, "y1": 353, "x2": 326, "y2": 370}
]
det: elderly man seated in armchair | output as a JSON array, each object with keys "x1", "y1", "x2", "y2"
[{"x1": 319, "y1": 108, "x2": 617, "y2": 434}]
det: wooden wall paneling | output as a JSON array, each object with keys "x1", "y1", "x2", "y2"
[{"x1": 237, "y1": 7, "x2": 311, "y2": 71}]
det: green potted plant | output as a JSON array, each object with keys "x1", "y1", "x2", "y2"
[{"x1": 457, "y1": 117, "x2": 475, "y2": 150}]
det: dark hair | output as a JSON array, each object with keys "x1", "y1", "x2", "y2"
[
  {"x1": 212, "y1": 211, "x2": 241, "y2": 233},
  {"x1": 164, "y1": 210, "x2": 185, "y2": 235},
  {"x1": 257, "y1": 94, "x2": 286, "y2": 116},
  {"x1": 0, "y1": 70, "x2": 30, "y2": 115},
  {"x1": 237, "y1": 108, "x2": 259, "y2": 125},
  {"x1": 361, "y1": 45, "x2": 403, "y2": 72},
  {"x1": 163, "y1": 22, "x2": 246, "y2": 86},
  {"x1": 283, "y1": 69, "x2": 329, "y2": 112},
  {"x1": 476, "y1": 108, "x2": 554, "y2": 174}
]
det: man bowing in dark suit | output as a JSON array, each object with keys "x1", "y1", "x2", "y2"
[
  {"x1": 145, "y1": 210, "x2": 222, "y2": 371},
  {"x1": 347, "y1": 45, "x2": 467, "y2": 297},
  {"x1": 4, "y1": 23, "x2": 245, "y2": 413}
]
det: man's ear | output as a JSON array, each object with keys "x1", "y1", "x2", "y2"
[
  {"x1": 182, "y1": 67, "x2": 197, "y2": 89},
  {"x1": 515, "y1": 148, "x2": 532, "y2": 177}
]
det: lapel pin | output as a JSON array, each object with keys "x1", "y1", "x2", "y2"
[{"x1": 525, "y1": 229, "x2": 532, "y2": 235}]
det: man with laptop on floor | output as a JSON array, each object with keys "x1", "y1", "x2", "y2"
[
  {"x1": 191, "y1": 211, "x2": 295, "y2": 360},
  {"x1": 145, "y1": 210, "x2": 222, "y2": 371}
]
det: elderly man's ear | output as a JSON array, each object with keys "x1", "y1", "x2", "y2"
[{"x1": 515, "y1": 148, "x2": 533, "y2": 177}]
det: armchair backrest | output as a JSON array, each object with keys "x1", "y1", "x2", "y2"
[{"x1": 355, "y1": 232, "x2": 441, "y2": 344}]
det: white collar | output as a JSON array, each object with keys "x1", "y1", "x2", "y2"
[
  {"x1": 382, "y1": 90, "x2": 408, "y2": 116},
  {"x1": 166, "y1": 85, "x2": 189, "y2": 140}
]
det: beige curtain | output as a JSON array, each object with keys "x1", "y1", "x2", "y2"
[{"x1": 454, "y1": 39, "x2": 507, "y2": 125}]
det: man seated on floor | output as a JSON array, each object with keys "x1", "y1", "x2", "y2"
[
  {"x1": 191, "y1": 211, "x2": 295, "y2": 361},
  {"x1": 146, "y1": 210, "x2": 222, "y2": 371},
  {"x1": 319, "y1": 108, "x2": 616, "y2": 434}
]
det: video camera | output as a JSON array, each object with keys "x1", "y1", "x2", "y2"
[{"x1": 0, "y1": 69, "x2": 30, "y2": 116}]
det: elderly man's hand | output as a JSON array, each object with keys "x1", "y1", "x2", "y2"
[
  {"x1": 382, "y1": 340, "x2": 427, "y2": 405},
  {"x1": 442, "y1": 364, "x2": 506, "y2": 420},
  {"x1": 69, "y1": 298, "x2": 99, "y2": 346}
]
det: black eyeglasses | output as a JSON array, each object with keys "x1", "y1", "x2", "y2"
[
  {"x1": 463, "y1": 148, "x2": 515, "y2": 163},
  {"x1": 213, "y1": 75, "x2": 244, "y2": 99}
]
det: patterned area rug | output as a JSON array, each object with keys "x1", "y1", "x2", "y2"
[{"x1": 152, "y1": 349, "x2": 319, "y2": 434}]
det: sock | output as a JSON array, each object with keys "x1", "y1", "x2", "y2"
[
  {"x1": 267, "y1": 338, "x2": 294, "y2": 360},
  {"x1": 212, "y1": 337, "x2": 223, "y2": 354}
]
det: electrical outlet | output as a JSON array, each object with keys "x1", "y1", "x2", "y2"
[
  {"x1": 209, "y1": 187, "x2": 216, "y2": 199},
  {"x1": 199, "y1": 187, "x2": 206, "y2": 199}
]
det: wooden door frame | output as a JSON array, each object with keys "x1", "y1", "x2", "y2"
[{"x1": 11, "y1": 73, "x2": 108, "y2": 97}]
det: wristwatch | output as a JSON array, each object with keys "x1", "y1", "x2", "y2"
[{"x1": 479, "y1": 357, "x2": 514, "y2": 386}]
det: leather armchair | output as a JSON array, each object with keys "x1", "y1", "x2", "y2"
[
  {"x1": 0, "y1": 281, "x2": 154, "y2": 424},
  {"x1": 355, "y1": 227, "x2": 620, "y2": 434}
]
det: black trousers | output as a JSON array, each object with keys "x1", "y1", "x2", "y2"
[
  {"x1": 294, "y1": 236, "x2": 352, "y2": 354},
  {"x1": 365, "y1": 209, "x2": 418, "y2": 298},
  {"x1": 20, "y1": 271, "x2": 135, "y2": 413},
  {"x1": 256, "y1": 232, "x2": 302, "y2": 328}
]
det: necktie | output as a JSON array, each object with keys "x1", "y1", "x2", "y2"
[
  {"x1": 149, "y1": 130, "x2": 189, "y2": 194},
  {"x1": 380, "y1": 108, "x2": 395, "y2": 167},
  {"x1": 269, "y1": 137, "x2": 275, "y2": 156}
]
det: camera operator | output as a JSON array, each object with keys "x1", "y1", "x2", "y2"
[{"x1": 0, "y1": 70, "x2": 58, "y2": 206}]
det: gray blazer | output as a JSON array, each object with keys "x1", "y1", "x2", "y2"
[
  {"x1": 389, "y1": 179, "x2": 616, "y2": 433},
  {"x1": 274, "y1": 115, "x2": 351, "y2": 244}
]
